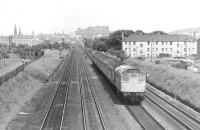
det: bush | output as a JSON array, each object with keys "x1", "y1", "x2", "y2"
[
  {"x1": 125, "y1": 59, "x2": 200, "y2": 112},
  {"x1": 137, "y1": 56, "x2": 145, "y2": 60},
  {"x1": 158, "y1": 53, "x2": 171, "y2": 58},
  {"x1": 154, "y1": 60, "x2": 160, "y2": 64},
  {"x1": 171, "y1": 62, "x2": 187, "y2": 70}
]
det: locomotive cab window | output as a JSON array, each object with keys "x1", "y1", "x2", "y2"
[{"x1": 122, "y1": 72, "x2": 130, "y2": 81}]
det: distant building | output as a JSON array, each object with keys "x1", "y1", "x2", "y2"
[
  {"x1": 122, "y1": 34, "x2": 197, "y2": 58},
  {"x1": 37, "y1": 32, "x2": 70, "y2": 43},
  {"x1": 0, "y1": 36, "x2": 9, "y2": 45},
  {"x1": 76, "y1": 26, "x2": 110, "y2": 39},
  {"x1": 11, "y1": 25, "x2": 39, "y2": 46}
]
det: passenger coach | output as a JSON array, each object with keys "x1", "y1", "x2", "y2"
[{"x1": 88, "y1": 50, "x2": 146, "y2": 102}]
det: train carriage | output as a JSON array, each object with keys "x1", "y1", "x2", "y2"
[{"x1": 89, "y1": 50, "x2": 146, "y2": 103}]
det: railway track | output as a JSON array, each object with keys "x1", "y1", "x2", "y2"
[
  {"x1": 126, "y1": 104, "x2": 164, "y2": 130},
  {"x1": 77, "y1": 53, "x2": 87, "y2": 130},
  {"x1": 40, "y1": 50, "x2": 74, "y2": 130},
  {"x1": 78, "y1": 49, "x2": 107, "y2": 130},
  {"x1": 84, "y1": 48, "x2": 165, "y2": 130},
  {"x1": 145, "y1": 85, "x2": 200, "y2": 130}
]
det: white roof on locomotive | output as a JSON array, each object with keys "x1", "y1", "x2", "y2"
[{"x1": 115, "y1": 64, "x2": 136, "y2": 74}]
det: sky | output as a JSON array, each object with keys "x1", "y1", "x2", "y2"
[{"x1": 1, "y1": 0, "x2": 200, "y2": 35}]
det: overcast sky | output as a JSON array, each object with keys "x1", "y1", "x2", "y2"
[{"x1": 1, "y1": 0, "x2": 200, "y2": 35}]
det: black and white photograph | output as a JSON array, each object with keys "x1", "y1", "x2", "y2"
[{"x1": 0, "y1": 0, "x2": 200, "y2": 129}]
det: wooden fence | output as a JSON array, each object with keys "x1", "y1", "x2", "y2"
[{"x1": 0, "y1": 64, "x2": 25, "y2": 85}]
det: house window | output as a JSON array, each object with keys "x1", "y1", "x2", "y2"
[
  {"x1": 133, "y1": 42, "x2": 135, "y2": 45},
  {"x1": 156, "y1": 42, "x2": 158, "y2": 45},
  {"x1": 177, "y1": 50, "x2": 179, "y2": 53},
  {"x1": 177, "y1": 43, "x2": 179, "y2": 48},
  {"x1": 170, "y1": 42, "x2": 172, "y2": 45},
  {"x1": 140, "y1": 50, "x2": 143, "y2": 53},
  {"x1": 166, "y1": 48, "x2": 167, "y2": 51},
  {"x1": 140, "y1": 43, "x2": 143, "y2": 47},
  {"x1": 162, "y1": 42, "x2": 164, "y2": 45},
  {"x1": 156, "y1": 48, "x2": 158, "y2": 51},
  {"x1": 133, "y1": 48, "x2": 136, "y2": 52},
  {"x1": 147, "y1": 48, "x2": 150, "y2": 52},
  {"x1": 170, "y1": 48, "x2": 172, "y2": 52},
  {"x1": 148, "y1": 41, "x2": 150, "y2": 46},
  {"x1": 162, "y1": 48, "x2": 164, "y2": 51}
]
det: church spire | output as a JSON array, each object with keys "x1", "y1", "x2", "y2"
[
  {"x1": 14, "y1": 24, "x2": 17, "y2": 36},
  {"x1": 19, "y1": 27, "x2": 21, "y2": 36}
]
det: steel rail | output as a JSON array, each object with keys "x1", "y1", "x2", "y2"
[
  {"x1": 81, "y1": 58, "x2": 107, "y2": 130},
  {"x1": 147, "y1": 85, "x2": 200, "y2": 125},
  {"x1": 59, "y1": 55, "x2": 73, "y2": 130},
  {"x1": 77, "y1": 53, "x2": 88, "y2": 130},
  {"x1": 145, "y1": 93, "x2": 193, "y2": 130},
  {"x1": 126, "y1": 106, "x2": 146, "y2": 130},
  {"x1": 40, "y1": 50, "x2": 73, "y2": 130}
]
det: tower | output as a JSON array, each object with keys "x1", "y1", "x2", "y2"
[
  {"x1": 32, "y1": 31, "x2": 34, "y2": 36},
  {"x1": 19, "y1": 27, "x2": 21, "y2": 36},
  {"x1": 14, "y1": 24, "x2": 17, "y2": 36}
]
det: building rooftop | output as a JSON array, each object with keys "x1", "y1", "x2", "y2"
[{"x1": 123, "y1": 34, "x2": 196, "y2": 42}]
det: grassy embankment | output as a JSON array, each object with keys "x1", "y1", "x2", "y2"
[
  {"x1": 125, "y1": 58, "x2": 200, "y2": 112},
  {"x1": 0, "y1": 49, "x2": 66, "y2": 130}
]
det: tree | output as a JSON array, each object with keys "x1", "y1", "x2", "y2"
[
  {"x1": 105, "y1": 30, "x2": 134, "y2": 50},
  {"x1": 150, "y1": 30, "x2": 168, "y2": 35},
  {"x1": 135, "y1": 30, "x2": 145, "y2": 35},
  {"x1": 84, "y1": 39, "x2": 93, "y2": 48},
  {"x1": 107, "y1": 49, "x2": 127, "y2": 65},
  {"x1": 92, "y1": 37, "x2": 108, "y2": 51}
]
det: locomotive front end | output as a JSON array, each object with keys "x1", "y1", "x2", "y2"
[{"x1": 115, "y1": 65, "x2": 146, "y2": 102}]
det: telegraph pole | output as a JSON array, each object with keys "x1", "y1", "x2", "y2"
[
  {"x1": 151, "y1": 41, "x2": 152, "y2": 62},
  {"x1": 185, "y1": 38, "x2": 187, "y2": 59},
  {"x1": 150, "y1": 35, "x2": 153, "y2": 62},
  {"x1": 91, "y1": 30, "x2": 94, "y2": 49}
]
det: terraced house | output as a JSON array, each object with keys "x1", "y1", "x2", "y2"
[{"x1": 122, "y1": 34, "x2": 197, "y2": 58}]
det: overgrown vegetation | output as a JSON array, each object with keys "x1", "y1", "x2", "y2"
[
  {"x1": 0, "y1": 50, "x2": 65, "y2": 129},
  {"x1": 125, "y1": 58, "x2": 200, "y2": 112}
]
